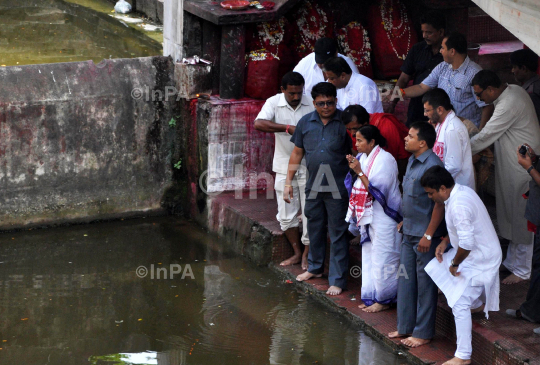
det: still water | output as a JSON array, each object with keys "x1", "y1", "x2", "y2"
[
  {"x1": 0, "y1": 0, "x2": 162, "y2": 67},
  {"x1": 0, "y1": 217, "x2": 405, "y2": 365}
]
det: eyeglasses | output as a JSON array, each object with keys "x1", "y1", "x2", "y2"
[
  {"x1": 474, "y1": 88, "x2": 486, "y2": 98},
  {"x1": 315, "y1": 101, "x2": 336, "y2": 108},
  {"x1": 346, "y1": 127, "x2": 361, "y2": 134},
  {"x1": 424, "y1": 108, "x2": 434, "y2": 113}
]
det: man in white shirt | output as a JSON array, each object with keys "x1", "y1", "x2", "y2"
[
  {"x1": 293, "y1": 37, "x2": 359, "y2": 96},
  {"x1": 323, "y1": 57, "x2": 383, "y2": 114},
  {"x1": 422, "y1": 88, "x2": 475, "y2": 190},
  {"x1": 470, "y1": 70, "x2": 540, "y2": 285},
  {"x1": 422, "y1": 166, "x2": 502, "y2": 365},
  {"x1": 255, "y1": 72, "x2": 314, "y2": 270}
]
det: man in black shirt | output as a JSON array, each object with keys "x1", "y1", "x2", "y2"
[{"x1": 385, "y1": 11, "x2": 446, "y2": 127}]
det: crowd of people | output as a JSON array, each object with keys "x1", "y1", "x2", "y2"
[{"x1": 253, "y1": 10, "x2": 540, "y2": 365}]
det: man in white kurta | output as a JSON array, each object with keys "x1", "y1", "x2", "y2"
[
  {"x1": 323, "y1": 57, "x2": 384, "y2": 114},
  {"x1": 422, "y1": 88, "x2": 475, "y2": 190},
  {"x1": 470, "y1": 70, "x2": 540, "y2": 284},
  {"x1": 255, "y1": 72, "x2": 314, "y2": 270},
  {"x1": 422, "y1": 166, "x2": 502, "y2": 365},
  {"x1": 293, "y1": 37, "x2": 359, "y2": 96}
]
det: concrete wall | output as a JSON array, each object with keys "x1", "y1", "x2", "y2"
[{"x1": 0, "y1": 57, "x2": 176, "y2": 230}]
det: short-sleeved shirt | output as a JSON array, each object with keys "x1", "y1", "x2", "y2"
[
  {"x1": 522, "y1": 75, "x2": 540, "y2": 124},
  {"x1": 291, "y1": 109, "x2": 352, "y2": 195},
  {"x1": 255, "y1": 93, "x2": 314, "y2": 174},
  {"x1": 400, "y1": 41, "x2": 444, "y2": 126},
  {"x1": 401, "y1": 149, "x2": 447, "y2": 237},
  {"x1": 422, "y1": 56, "x2": 487, "y2": 127},
  {"x1": 293, "y1": 52, "x2": 359, "y2": 96},
  {"x1": 337, "y1": 73, "x2": 384, "y2": 113}
]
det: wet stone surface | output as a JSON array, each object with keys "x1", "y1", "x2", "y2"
[
  {"x1": 0, "y1": 0, "x2": 162, "y2": 67},
  {"x1": 0, "y1": 217, "x2": 405, "y2": 364}
]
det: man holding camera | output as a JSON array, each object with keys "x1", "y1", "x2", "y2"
[
  {"x1": 470, "y1": 70, "x2": 540, "y2": 284},
  {"x1": 507, "y1": 144, "x2": 540, "y2": 334}
]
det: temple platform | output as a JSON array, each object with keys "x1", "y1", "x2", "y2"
[{"x1": 206, "y1": 190, "x2": 540, "y2": 365}]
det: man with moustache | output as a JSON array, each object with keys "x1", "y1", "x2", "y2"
[
  {"x1": 285, "y1": 82, "x2": 352, "y2": 296},
  {"x1": 255, "y1": 72, "x2": 315, "y2": 270},
  {"x1": 385, "y1": 10, "x2": 446, "y2": 126}
]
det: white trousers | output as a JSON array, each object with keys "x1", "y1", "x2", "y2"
[
  {"x1": 503, "y1": 239, "x2": 534, "y2": 279},
  {"x1": 275, "y1": 172, "x2": 309, "y2": 245},
  {"x1": 452, "y1": 285, "x2": 484, "y2": 360}
]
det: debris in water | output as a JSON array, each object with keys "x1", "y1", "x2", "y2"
[
  {"x1": 111, "y1": 14, "x2": 143, "y2": 24},
  {"x1": 114, "y1": 0, "x2": 132, "y2": 14}
]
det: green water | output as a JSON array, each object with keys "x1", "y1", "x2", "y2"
[
  {"x1": 0, "y1": 0, "x2": 162, "y2": 67},
  {"x1": 0, "y1": 217, "x2": 406, "y2": 365}
]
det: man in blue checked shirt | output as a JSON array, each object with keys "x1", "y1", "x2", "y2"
[{"x1": 399, "y1": 32, "x2": 494, "y2": 129}]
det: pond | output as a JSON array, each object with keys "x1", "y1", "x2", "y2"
[
  {"x1": 0, "y1": 217, "x2": 406, "y2": 365},
  {"x1": 0, "y1": 0, "x2": 163, "y2": 67}
]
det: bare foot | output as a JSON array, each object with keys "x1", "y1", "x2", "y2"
[
  {"x1": 326, "y1": 285, "x2": 342, "y2": 296},
  {"x1": 388, "y1": 331, "x2": 411, "y2": 339},
  {"x1": 363, "y1": 303, "x2": 390, "y2": 313},
  {"x1": 358, "y1": 303, "x2": 367, "y2": 309},
  {"x1": 301, "y1": 247, "x2": 309, "y2": 271},
  {"x1": 471, "y1": 303, "x2": 485, "y2": 313},
  {"x1": 280, "y1": 254, "x2": 301, "y2": 266},
  {"x1": 296, "y1": 271, "x2": 322, "y2": 282},
  {"x1": 502, "y1": 273, "x2": 525, "y2": 285},
  {"x1": 401, "y1": 337, "x2": 431, "y2": 348},
  {"x1": 349, "y1": 235, "x2": 361, "y2": 245},
  {"x1": 442, "y1": 357, "x2": 471, "y2": 365}
]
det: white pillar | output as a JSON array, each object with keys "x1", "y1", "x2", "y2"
[{"x1": 163, "y1": 0, "x2": 184, "y2": 61}]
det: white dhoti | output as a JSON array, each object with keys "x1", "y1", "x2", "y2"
[
  {"x1": 503, "y1": 238, "x2": 535, "y2": 279},
  {"x1": 275, "y1": 172, "x2": 309, "y2": 245}
]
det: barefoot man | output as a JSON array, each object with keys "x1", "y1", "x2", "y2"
[
  {"x1": 388, "y1": 122, "x2": 446, "y2": 348},
  {"x1": 255, "y1": 72, "x2": 314, "y2": 270},
  {"x1": 422, "y1": 166, "x2": 502, "y2": 365},
  {"x1": 285, "y1": 82, "x2": 352, "y2": 296}
]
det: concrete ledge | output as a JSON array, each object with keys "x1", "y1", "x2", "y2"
[{"x1": 204, "y1": 191, "x2": 540, "y2": 365}]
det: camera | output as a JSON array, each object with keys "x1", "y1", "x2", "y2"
[{"x1": 519, "y1": 144, "x2": 529, "y2": 156}]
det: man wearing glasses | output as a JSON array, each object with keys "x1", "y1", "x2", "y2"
[
  {"x1": 285, "y1": 82, "x2": 352, "y2": 296},
  {"x1": 470, "y1": 70, "x2": 540, "y2": 285}
]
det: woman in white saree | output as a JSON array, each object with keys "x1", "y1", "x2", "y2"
[{"x1": 346, "y1": 125, "x2": 403, "y2": 313}]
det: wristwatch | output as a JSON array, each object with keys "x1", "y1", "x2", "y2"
[
  {"x1": 451, "y1": 259, "x2": 459, "y2": 267},
  {"x1": 423, "y1": 233, "x2": 432, "y2": 241},
  {"x1": 358, "y1": 171, "x2": 364, "y2": 177}
]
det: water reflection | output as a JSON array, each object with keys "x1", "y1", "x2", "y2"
[
  {"x1": 0, "y1": 217, "x2": 404, "y2": 364},
  {"x1": 0, "y1": 0, "x2": 162, "y2": 66}
]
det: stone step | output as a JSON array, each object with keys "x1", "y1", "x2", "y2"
[{"x1": 205, "y1": 190, "x2": 540, "y2": 365}]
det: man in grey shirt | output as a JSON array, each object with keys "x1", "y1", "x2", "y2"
[
  {"x1": 511, "y1": 49, "x2": 540, "y2": 124},
  {"x1": 388, "y1": 121, "x2": 446, "y2": 348}
]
